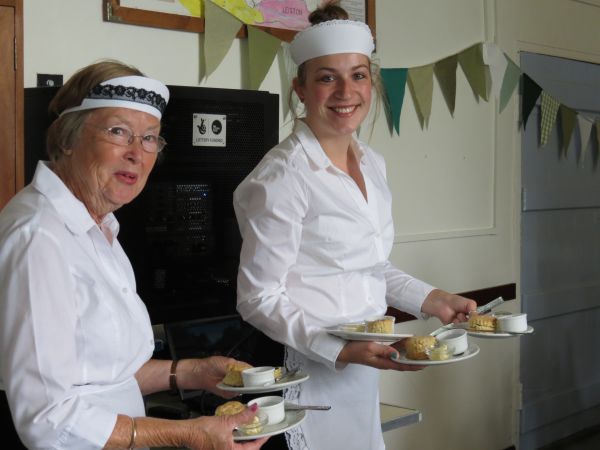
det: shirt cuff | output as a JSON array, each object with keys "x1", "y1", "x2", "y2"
[
  {"x1": 309, "y1": 331, "x2": 347, "y2": 371},
  {"x1": 391, "y1": 280, "x2": 437, "y2": 319}
]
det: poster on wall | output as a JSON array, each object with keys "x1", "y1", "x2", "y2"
[
  {"x1": 207, "y1": 0, "x2": 366, "y2": 31},
  {"x1": 107, "y1": 1, "x2": 371, "y2": 31}
]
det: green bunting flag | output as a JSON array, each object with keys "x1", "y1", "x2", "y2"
[
  {"x1": 433, "y1": 55, "x2": 458, "y2": 116},
  {"x1": 380, "y1": 68, "x2": 408, "y2": 135},
  {"x1": 408, "y1": 64, "x2": 434, "y2": 129},
  {"x1": 577, "y1": 115, "x2": 593, "y2": 163},
  {"x1": 203, "y1": 0, "x2": 243, "y2": 78},
  {"x1": 596, "y1": 121, "x2": 600, "y2": 153},
  {"x1": 499, "y1": 56, "x2": 521, "y2": 113},
  {"x1": 458, "y1": 43, "x2": 490, "y2": 101},
  {"x1": 248, "y1": 27, "x2": 282, "y2": 90},
  {"x1": 559, "y1": 105, "x2": 576, "y2": 155}
]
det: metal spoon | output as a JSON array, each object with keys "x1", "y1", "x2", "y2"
[{"x1": 285, "y1": 404, "x2": 331, "y2": 411}]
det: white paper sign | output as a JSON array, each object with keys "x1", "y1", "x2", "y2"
[{"x1": 192, "y1": 113, "x2": 227, "y2": 147}]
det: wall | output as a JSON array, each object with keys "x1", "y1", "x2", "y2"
[
  {"x1": 374, "y1": 2, "x2": 518, "y2": 448},
  {"x1": 21, "y1": 1, "x2": 600, "y2": 449}
]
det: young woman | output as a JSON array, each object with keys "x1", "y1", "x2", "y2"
[{"x1": 233, "y1": 3, "x2": 477, "y2": 449}]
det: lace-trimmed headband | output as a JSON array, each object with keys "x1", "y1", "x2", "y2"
[
  {"x1": 290, "y1": 19, "x2": 375, "y2": 66},
  {"x1": 60, "y1": 75, "x2": 170, "y2": 120}
]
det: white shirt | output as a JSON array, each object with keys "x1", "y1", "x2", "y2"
[
  {"x1": 234, "y1": 121, "x2": 434, "y2": 450},
  {"x1": 0, "y1": 162, "x2": 154, "y2": 449}
]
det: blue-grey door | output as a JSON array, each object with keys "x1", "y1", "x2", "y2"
[{"x1": 520, "y1": 52, "x2": 600, "y2": 450}]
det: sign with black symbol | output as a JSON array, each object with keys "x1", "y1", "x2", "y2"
[{"x1": 192, "y1": 113, "x2": 227, "y2": 147}]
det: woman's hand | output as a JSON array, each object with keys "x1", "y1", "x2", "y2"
[
  {"x1": 336, "y1": 340, "x2": 424, "y2": 371},
  {"x1": 179, "y1": 356, "x2": 246, "y2": 398},
  {"x1": 184, "y1": 407, "x2": 269, "y2": 450},
  {"x1": 420, "y1": 289, "x2": 477, "y2": 324}
]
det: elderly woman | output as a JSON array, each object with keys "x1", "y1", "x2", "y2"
[
  {"x1": 233, "y1": 2, "x2": 477, "y2": 450},
  {"x1": 0, "y1": 60, "x2": 266, "y2": 450}
]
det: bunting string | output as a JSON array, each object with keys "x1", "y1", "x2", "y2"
[
  {"x1": 202, "y1": 1, "x2": 599, "y2": 168},
  {"x1": 379, "y1": 42, "x2": 599, "y2": 168}
]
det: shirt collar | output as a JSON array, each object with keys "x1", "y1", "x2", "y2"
[
  {"x1": 294, "y1": 120, "x2": 366, "y2": 170},
  {"x1": 32, "y1": 161, "x2": 119, "y2": 236}
]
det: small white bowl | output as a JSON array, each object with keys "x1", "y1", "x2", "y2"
[
  {"x1": 241, "y1": 366, "x2": 275, "y2": 387},
  {"x1": 247, "y1": 395, "x2": 285, "y2": 425},
  {"x1": 436, "y1": 328, "x2": 468, "y2": 355},
  {"x1": 496, "y1": 313, "x2": 528, "y2": 332}
]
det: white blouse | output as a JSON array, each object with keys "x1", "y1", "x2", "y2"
[
  {"x1": 0, "y1": 162, "x2": 154, "y2": 449},
  {"x1": 234, "y1": 121, "x2": 434, "y2": 449}
]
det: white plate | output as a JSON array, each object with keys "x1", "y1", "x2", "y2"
[
  {"x1": 327, "y1": 327, "x2": 413, "y2": 342},
  {"x1": 234, "y1": 408, "x2": 306, "y2": 441},
  {"x1": 391, "y1": 343, "x2": 480, "y2": 366},
  {"x1": 216, "y1": 372, "x2": 309, "y2": 394},
  {"x1": 466, "y1": 325, "x2": 535, "y2": 339},
  {"x1": 431, "y1": 322, "x2": 535, "y2": 339}
]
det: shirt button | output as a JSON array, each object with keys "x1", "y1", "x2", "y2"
[{"x1": 122, "y1": 287, "x2": 128, "y2": 293}]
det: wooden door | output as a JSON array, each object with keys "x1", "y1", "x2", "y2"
[
  {"x1": 0, "y1": 0, "x2": 23, "y2": 210},
  {"x1": 520, "y1": 52, "x2": 600, "y2": 450}
]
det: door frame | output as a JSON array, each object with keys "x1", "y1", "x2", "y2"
[{"x1": 0, "y1": 0, "x2": 23, "y2": 209}]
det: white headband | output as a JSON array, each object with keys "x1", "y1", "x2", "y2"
[
  {"x1": 290, "y1": 19, "x2": 375, "y2": 66},
  {"x1": 60, "y1": 75, "x2": 170, "y2": 120}
]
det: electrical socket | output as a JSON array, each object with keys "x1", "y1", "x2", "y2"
[{"x1": 37, "y1": 74, "x2": 63, "y2": 88}]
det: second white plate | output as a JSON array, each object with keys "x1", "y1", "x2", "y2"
[
  {"x1": 467, "y1": 325, "x2": 535, "y2": 339},
  {"x1": 216, "y1": 372, "x2": 309, "y2": 394},
  {"x1": 326, "y1": 328, "x2": 413, "y2": 342},
  {"x1": 431, "y1": 322, "x2": 535, "y2": 339},
  {"x1": 391, "y1": 343, "x2": 480, "y2": 366}
]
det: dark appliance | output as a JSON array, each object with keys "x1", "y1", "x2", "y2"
[{"x1": 114, "y1": 86, "x2": 279, "y2": 324}]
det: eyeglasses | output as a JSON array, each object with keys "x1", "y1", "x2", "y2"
[{"x1": 88, "y1": 124, "x2": 167, "y2": 153}]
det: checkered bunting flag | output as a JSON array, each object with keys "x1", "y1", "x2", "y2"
[{"x1": 540, "y1": 91, "x2": 560, "y2": 147}]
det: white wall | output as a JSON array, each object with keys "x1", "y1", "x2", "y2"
[
  {"x1": 21, "y1": 1, "x2": 600, "y2": 449},
  {"x1": 375, "y1": 1, "x2": 518, "y2": 449}
]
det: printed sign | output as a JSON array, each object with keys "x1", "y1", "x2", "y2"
[{"x1": 192, "y1": 113, "x2": 227, "y2": 147}]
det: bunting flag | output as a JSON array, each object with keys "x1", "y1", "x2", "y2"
[
  {"x1": 596, "y1": 122, "x2": 600, "y2": 153},
  {"x1": 483, "y1": 42, "x2": 508, "y2": 100},
  {"x1": 559, "y1": 105, "x2": 576, "y2": 155},
  {"x1": 499, "y1": 56, "x2": 521, "y2": 113},
  {"x1": 380, "y1": 68, "x2": 408, "y2": 134},
  {"x1": 203, "y1": 0, "x2": 243, "y2": 78},
  {"x1": 248, "y1": 27, "x2": 282, "y2": 90},
  {"x1": 433, "y1": 55, "x2": 458, "y2": 116},
  {"x1": 458, "y1": 43, "x2": 490, "y2": 101},
  {"x1": 540, "y1": 92, "x2": 560, "y2": 147},
  {"x1": 521, "y1": 74, "x2": 542, "y2": 130},
  {"x1": 577, "y1": 115, "x2": 593, "y2": 163},
  {"x1": 278, "y1": 43, "x2": 296, "y2": 119},
  {"x1": 408, "y1": 64, "x2": 434, "y2": 129},
  {"x1": 199, "y1": 17, "x2": 599, "y2": 170}
]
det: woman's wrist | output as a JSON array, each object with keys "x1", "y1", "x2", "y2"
[
  {"x1": 169, "y1": 359, "x2": 179, "y2": 393},
  {"x1": 128, "y1": 416, "x2": 137, "y2": 450}
]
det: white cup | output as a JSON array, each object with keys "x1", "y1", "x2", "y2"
[
  {"x1": 247, "y1": 395, "x2": 285, "y2": 425},
  {"x1": 496, "y1": 313, "x2": 528, "y2": 332},
  {"x1": 436, "y1": 329, "x2": 468, "y2": 355},
  {"x1": 241, "y1": 366, "x2": 275, "y2": 387}
]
